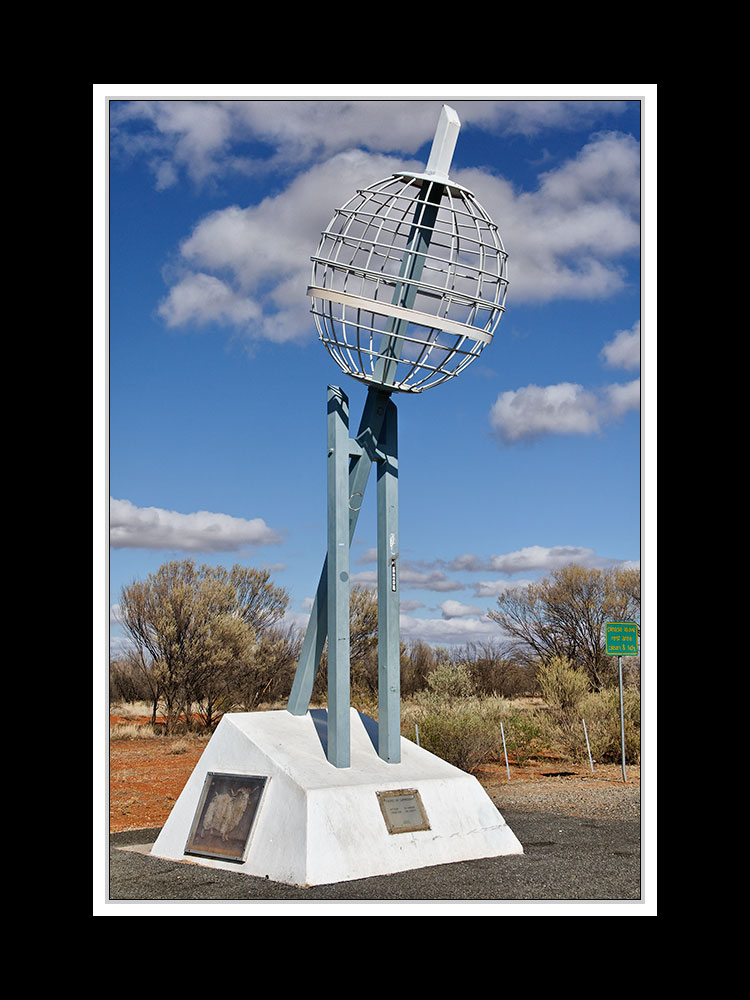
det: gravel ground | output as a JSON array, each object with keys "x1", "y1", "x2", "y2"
[
  {"x1": 488, "y1": 777, "x2": 642, "y2": 821},
  {"x1": 103, "y1": 776, "x2": 647, "y2": 912}
]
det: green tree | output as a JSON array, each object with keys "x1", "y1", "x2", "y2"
[
  {"x1": 117, "y1": 560, "x2": 289, "y2": 732},
  {"x1": 185, "y1": 574, "x2": 257, "y2": 730},
  {"x1": 487, "y1": 565, "x2": 640, "y2": 689}
]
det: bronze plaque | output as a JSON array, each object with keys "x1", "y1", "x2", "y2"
[
  {"x1": 185, "y1": 773, "x2": 268, "y2": 863},
  {"x1": 377, "y1": 788, "x2": 430, "y2": 834}
]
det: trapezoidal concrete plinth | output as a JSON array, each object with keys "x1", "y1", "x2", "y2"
[{"x1": 150, "y1": 708, "x2": 523, "y2": 887}]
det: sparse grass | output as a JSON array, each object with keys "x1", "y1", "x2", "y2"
[
  {"x1": 110, "y1": 701, "x2": 154, "y2": 719},
  {"x1": 109, "y1": 721, "x2": 161, "y2": 739}
]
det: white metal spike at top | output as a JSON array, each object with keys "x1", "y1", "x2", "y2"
[{"x1": 425, "y1": 105, "x2": 461, "y2": 180}]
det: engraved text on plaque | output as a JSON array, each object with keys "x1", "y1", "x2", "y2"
[{"x1": 376, "y1": 788, "x2": 430, "y2": 834}]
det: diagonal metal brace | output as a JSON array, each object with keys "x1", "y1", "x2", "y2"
[{"x1": 286, "y1": 386, "x2": 390, "y2": 720}]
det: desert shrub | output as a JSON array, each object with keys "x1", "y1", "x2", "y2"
[
  {"x1": 533, "y1": 686, "x2": 641, "y2": 764},
  {"x1": 534, "y1": 656, "x2": 594, "y2": 761},
  {"x1": 404, "y1": 674, "x2": 510, "y2": 772},
  {"x1": 536, "y1": 656, "x2": 588, "y2": 718},
  {"x1": 499, "y1": 711, "x2": 546, "y2": 765},
  {"x1": 413, "y1": 701, "x2": 505, "y2": 773},
  {"x1": 397, "y1": 658, "x2": 561, "y2": 771},
  {"x1": 580, "y1": 687, "x2": 641, "y2": 764},
  {"x1": 533, "y1": 709, "x2": 584, "y2": 760},
  {"x1": 425, "y1": 660, "x2": 475, "y2": 699}
]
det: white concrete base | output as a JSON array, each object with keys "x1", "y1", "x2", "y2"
[{"x1": 150, "y1": 709, "x2": 523, "y2": 886}]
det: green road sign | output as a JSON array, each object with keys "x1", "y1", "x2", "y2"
[{"x1": 606, "y1": 622, "x2": 639, "y2": 656}]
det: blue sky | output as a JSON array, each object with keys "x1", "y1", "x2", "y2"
[{"x1": 101, "y1": 87, "x2": 653, "y2": 658}]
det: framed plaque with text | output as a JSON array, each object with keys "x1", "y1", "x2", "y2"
[{"x1": 376, "y1": 788, "x2": 430, "y2": 834}]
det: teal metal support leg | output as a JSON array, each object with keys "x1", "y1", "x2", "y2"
[
  {"x1": 326, "y1": 386, "x2": 351, "y2": 767},
  {"x1": 377, "y1": 398, "x2": 400, "y2": 762},
  {"x1": 286, "y1": 387, "x2": 389, "y2": 717}
]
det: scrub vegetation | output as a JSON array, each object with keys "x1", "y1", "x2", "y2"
[{"x1": 110, "y1": 560, "x2": 640, "y2": 771}]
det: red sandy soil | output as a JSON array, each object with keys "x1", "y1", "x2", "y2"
[
  {"x1": 109, "y1": 716, "x2": 639, "y2": 834},
  {"x1": 110, "y1": 735, "x2": 209, "y2": 832}
]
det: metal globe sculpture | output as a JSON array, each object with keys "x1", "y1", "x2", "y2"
[
  {"x1": 308, "y1": 110, "x2": 508, "y2": 394},
  {"x1": 288, "y1": 106, "x2": 509, "y2": 769}
]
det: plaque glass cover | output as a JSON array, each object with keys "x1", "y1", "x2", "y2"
[
  {"x1": 376, "y1": 788, "x2": 430, "y2": 834},
  {"x1": 185, "y1": 772, "x2": 268, "y2": 862}
]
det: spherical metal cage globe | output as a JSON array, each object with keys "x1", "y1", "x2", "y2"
[{"x1": 308, "y1": 132, "x2": 509, "y2": 394}]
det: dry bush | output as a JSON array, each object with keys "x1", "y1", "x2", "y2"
[
  {"x1": 402, "y1": 668, "x2": 511, "y2": 772},
  {"x1": 579, "y1": 688, "x2": 640, "y2": 764},
  {"x1": 532, "y1": 684, "x2": 640, "y2": 764},
  {"x1": 535, "y1": 656, "x2": 588, "y2": 719},
  {"x1": 110, "y1": 701, "x2": 153, "y2": 719}
]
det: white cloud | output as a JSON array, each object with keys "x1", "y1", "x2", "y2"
[
  {"x1": 399, "y1": 599, "x2": 425, "y2": 613},
  {"x1": 450, "y1": 545, "x2": 608, "y2": 575},
  {"x1": 111, "y1": 99, "x2": 630, "y2": 190},
  {"x1": 489, "y1": 382, "x2": 601, "y2": 443},
  {"x1": 470, "y1": 579, "x2": 535, "y2": 598},
  {"x1": 110, "y1": 498, "x2": 283, "y2": 552},
  {"x1": 158, "y1": 149, "x2": 413, "y2": 344},
  {"x1": 488, "y1": 315, "x2": 640, "y2": 446},
  {"x1": 111, "y1": 101, "x2": 237, "y2": 188},
  {"x1": 439, "y1": 599, "x2": 485, "y2": 619},
  {"x1": 489, "y1": 378, "x2": 640, "y2": 444},
  {"x1": 489, "y1": 545, "x2": 605, "y2": 574},
  {"x1": 448, "y1": 553, "x2": 488, "y2": 572},
  {"x1": 457, "y1": 100, "x2": 629, "y2": 138},
  {"x1": 601, "y1": 320, "x2": 641, "y2": 371},
  {"x1": 455, "y1": 130, "x2": 639, "y2": 304},
  {"x1": 400, "y1": 613, "x2": 498, "y2": 646},
  {"x1": 111, "y1": 100, "x2": 435, "y2": 188},
  {"x1": 604, "y1": 378, "x2": 641, "y2": 418},
  {"x1": 534, "y1": 130, "x2": 640, "y2": 210},
  {"x1": 157, "y1": 272, "x2": 261, "y2": 329}
]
